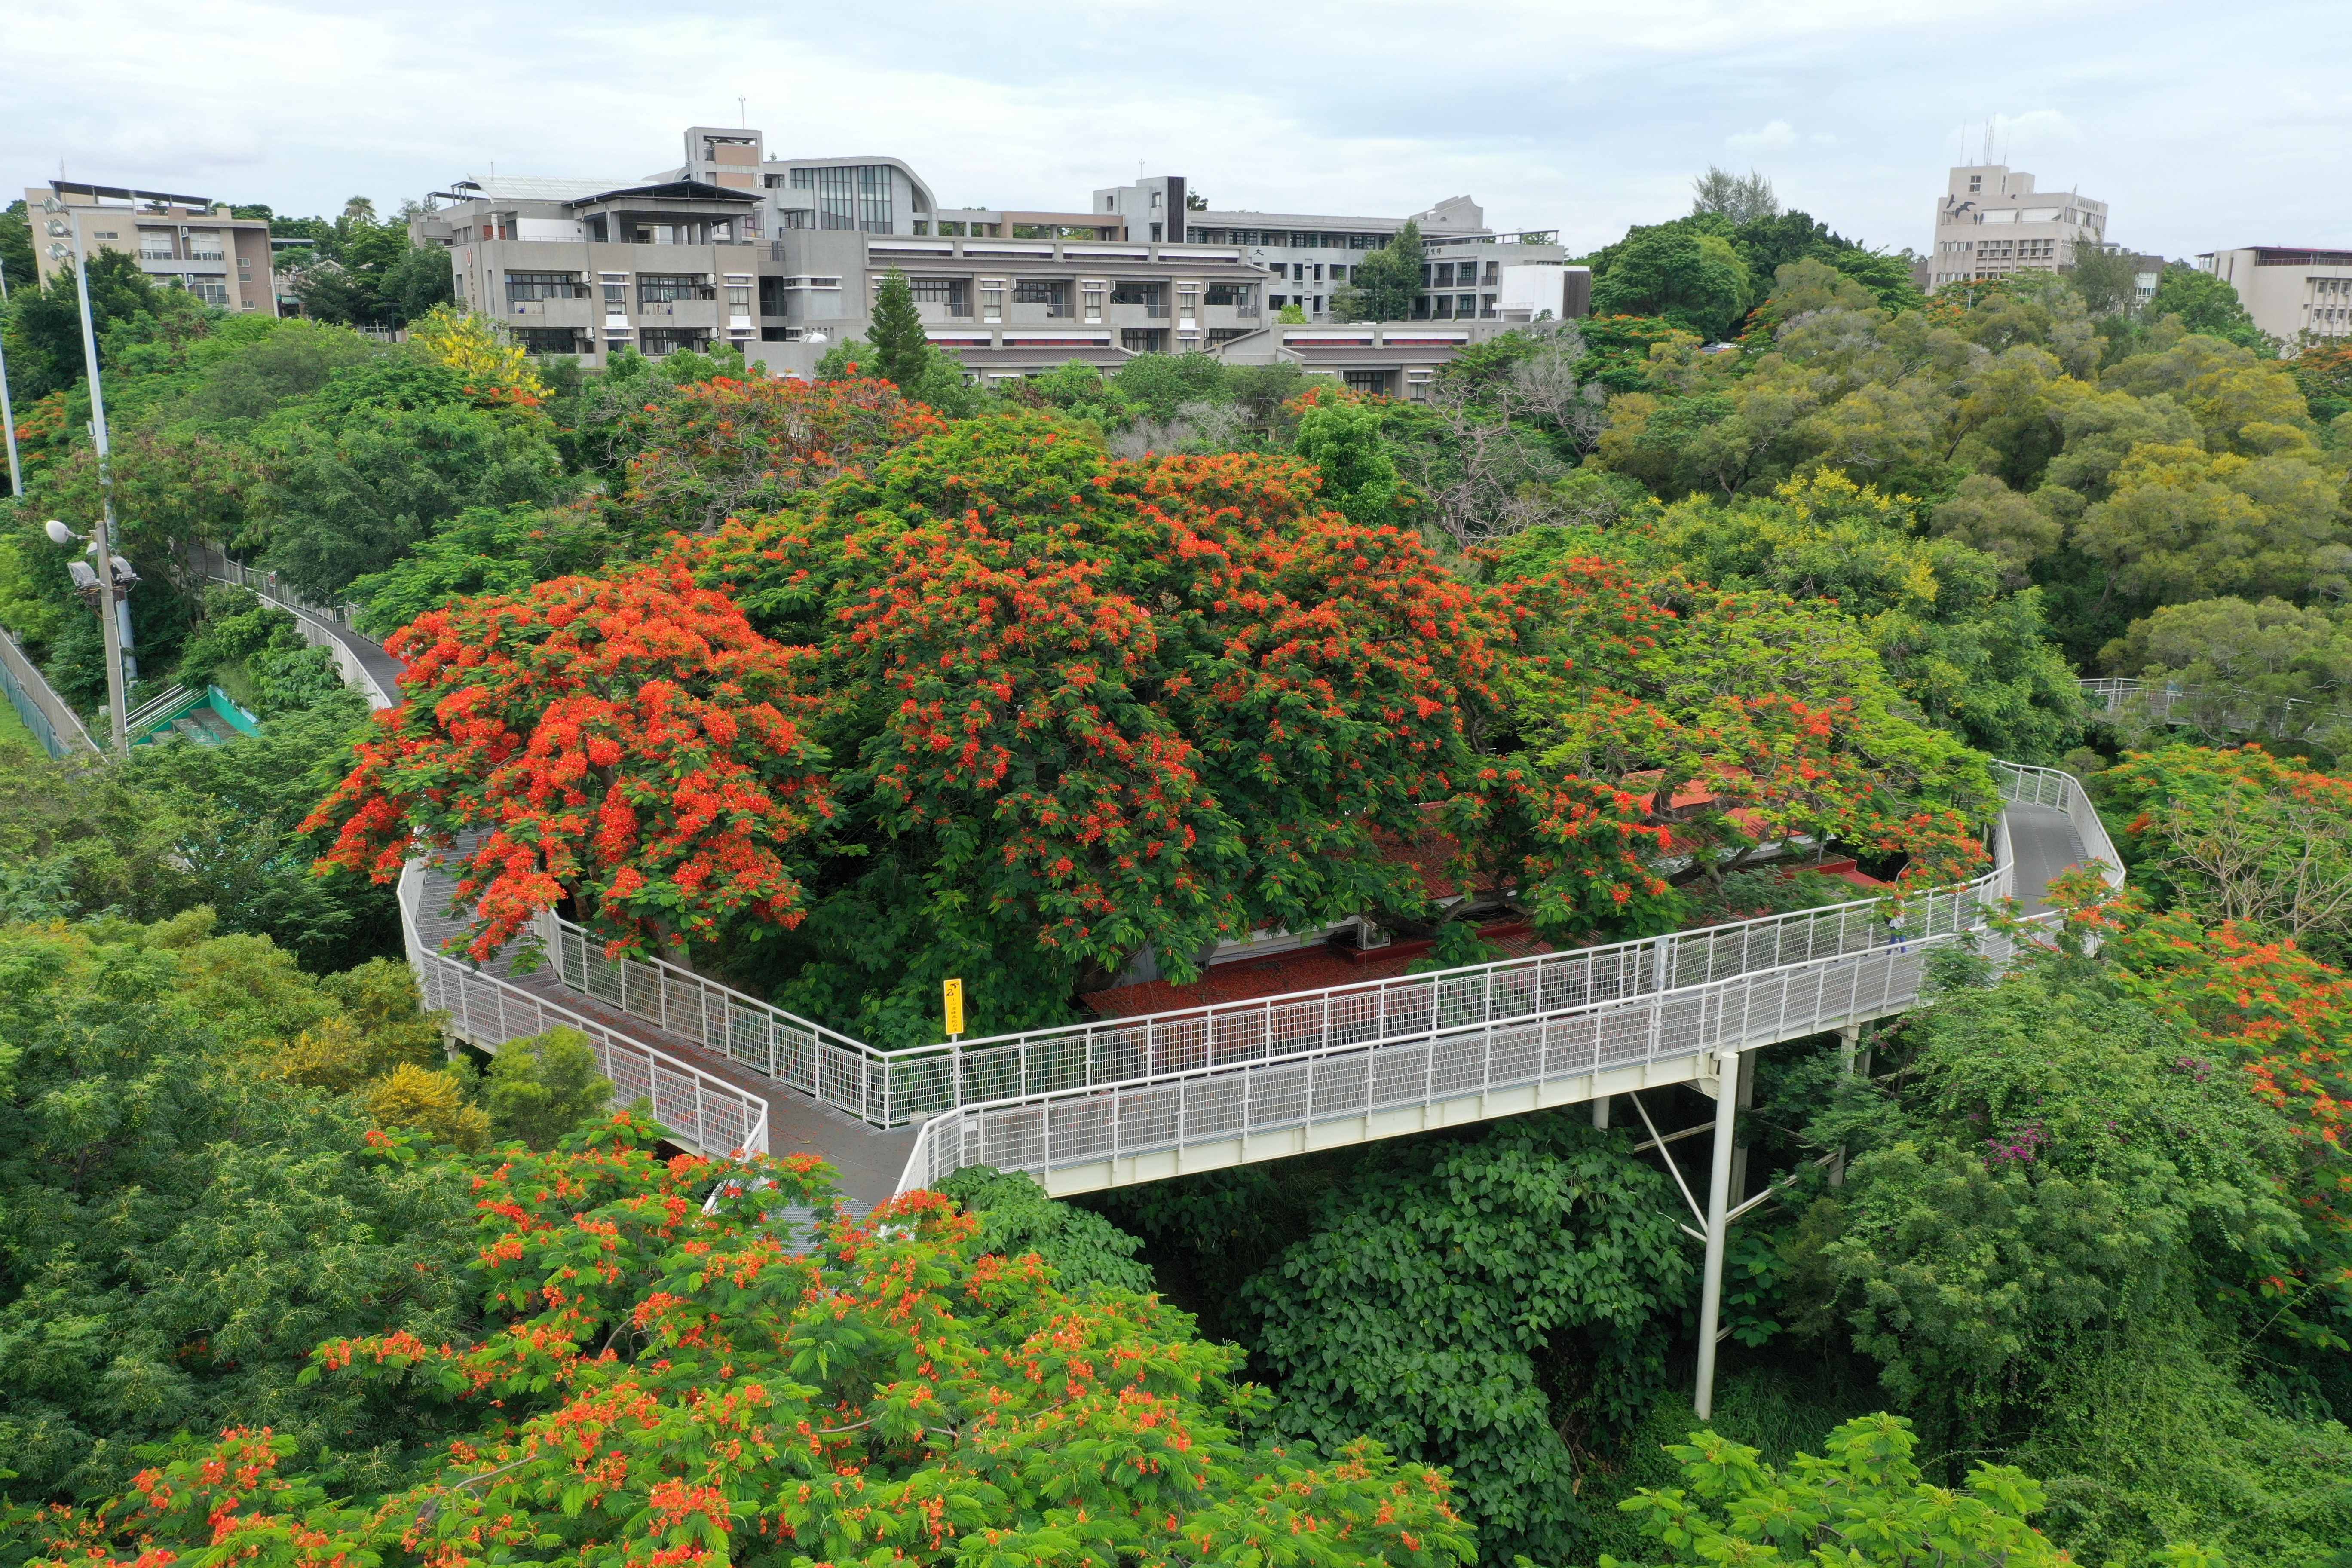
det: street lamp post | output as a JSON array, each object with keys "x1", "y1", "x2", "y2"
[{"x1": 42, "y1": 200, "x2": 131, "y2": 756}]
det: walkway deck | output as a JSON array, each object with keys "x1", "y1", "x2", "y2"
[{"x1": 405, "y1": 770, "x2": 2115, "y2": 1212}]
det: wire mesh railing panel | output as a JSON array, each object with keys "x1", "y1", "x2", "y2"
[{"x1": 400, "y1": 867, "x2": 769, "y2": 1158}]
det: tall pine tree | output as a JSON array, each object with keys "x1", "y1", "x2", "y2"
[{"x1": 869, "y1": 267, "x2": 931, "y2": 390}]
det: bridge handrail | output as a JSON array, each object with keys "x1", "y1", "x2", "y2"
[
  {"x1": 192, "y1": 545, "x2": 396, "y2": 709},
  {"x1": 0, "y1": 628, "x2": 103, "y2": 758},
  {"x1": 893, "y1": 761, "x2": 2119, "y2": 1194},
  {"x1": 2080, "y1": 675, "x2": 2346, "y2": 736},
  {"x1": 537, "y1": 761, "x2": 2089, "y2": 1130},
  {"x1": 399, "y1": 864, "x2": 770, "y2": 1157}
]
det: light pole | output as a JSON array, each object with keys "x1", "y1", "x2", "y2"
[
  {"x1": 41, "y1": 197, "x2": 131, "y2": 756},
  {"x1": 0, "y1": 259, "x2": 21, "y2": 498}
]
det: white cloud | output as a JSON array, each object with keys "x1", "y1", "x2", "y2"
[
  {"x1": 1727, "y1": 119, "x2": 1800, "y2": 153},
  {"x1": 4, "y1": 0, "x2": 2347, "y2": 263}
]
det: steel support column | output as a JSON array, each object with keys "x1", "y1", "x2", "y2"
[
  {"x1": 1830, "y1": 1022, "x2": 1861, "y2": 1188},
  {"x1": 1694, "y1": 1045, "x2": 1742, "y2": 1421}
]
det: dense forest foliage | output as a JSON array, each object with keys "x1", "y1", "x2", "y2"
[{"x1": 5, "y1": 179, "x2": 2352, "y2": 1567}]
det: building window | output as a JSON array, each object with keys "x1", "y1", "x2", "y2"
[
  {"x1": 979, "y1": 278, "x2": 1005, "y2": 323},
  {"x1": 1342, "y1": 368, "x2": 1392, "y2": 395},
  {"x1": 1480, "y1": 294, "x2": 1497, "y2": 318},
  {"x1": 1207, "y1": 327, "x2": 1252, "y2": 345},
  {"x1": 1013, "y1": 279, "x2": 1070, "y2": 315},
  {"x1": 1430, "y1": 295, "x2": 1452, "y2": 319},
  {"x1": 187, "y1": 230, "x2": 225, "y2": 260},
  {"x1": 1081, "y1": 279, "x2": 1106, "y2": 324},
  {"x1": 1110, "y1": 280, "x2": 1164, "y2": 315},
  {"x1": 1270, "y1": 294, "x2": 1286, "y2": 311},
  {"x1": 515, "y1": 328, "x2": 588, "y2": 355},
  {"x1": 600, "y1": 273, "x2": 629, "y2": 313},
  {"x1": 637, "y1": 273, "x2": 714, "y2": 305},
  {"x1": 639, "y1": 328, "x2": 712, "y2": 358},
  {"x1": 1204, "y1": 282, "x2": 1255, "y2": 310},
  {"x1": 1456, "y1": 294, "x2": 1477, "y2": 317},
  {"x1": 188, "y1": 279, "x2": 230, "y2": 306},
  {"x1": 1120, "y1": 328, "x2": 1167, "y2": 352},
  {"x1": 726, "y1": 278, "x2": 753, "y2": 311},
  {"x1": 137, "y1": 230, "x2": 175, "y2": 260},
  {"x1": 905, "y1": 276, "x2": 971, "y2": 315},
  {"x1": 1483, "y1": 261, "x2": 1500, "y2": 285},
  {"x1": 789, "y1": 164, "x2": 895, "y2": 233},
  {"x1": 505, "y1": 270, "x2": 584, "y2": 303}
]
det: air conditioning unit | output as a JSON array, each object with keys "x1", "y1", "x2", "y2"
[{"x1": 1354, "y1": 919, "x2": 1393, "y2": 951}]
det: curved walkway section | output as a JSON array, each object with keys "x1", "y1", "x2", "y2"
[
  {"x1": 191, "y1": 545, "x2": 401, "y2": 709},
  {"x1": 400, "y1": 762, "x2": 2116, "y2": 1207},
  {"x1": 401, "y1": 863, "x2": 774, "y2": 1159}
]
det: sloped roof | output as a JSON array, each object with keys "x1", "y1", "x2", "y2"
[{"x1": 571, "y1": 179, "x2": 759, "y2": 206}]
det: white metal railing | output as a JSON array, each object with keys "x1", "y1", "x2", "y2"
[
  {"x1": 0, "y1": 628, "x2": 102, "y2": 758},
  {"x1": 2080, "y1": 676, "x2": 2345, "y2": 738},
  {"x1": 890, "y1": 763, "x2": 2121, "y2": 1194},
  {"x1": 125, "y1": 683, "x2": 199, "y2": 734},
  {"x1": 192, "y1": 545, "x2": 396, "y2": 709},
  {"x1": 535, "y1": 763, "x2": 2105, "y2": 1143},
  {"x1": 400, "y1": 864, "x2": 769, "y2": 1156},
  {"x1": 548, "y1": 913, "x2": 882, "y2": 1119}
]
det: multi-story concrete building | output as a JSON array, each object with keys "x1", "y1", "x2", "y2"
[
  {"x1": 409, "y1": 126, "x2": 1584, "y2": 392},
  {"x1": 1090, "y1": 176, "x2": 1580, "y2": 323},
  {"x1": 23, "y1": 181, "x2": 279, "y2": 315},
  {"x1": 1925, "y1": 164, "x2": 2108, "y2": 291},
  {"x1": 2196, "y1": 247, "x2": 2352, "y2": 345}
]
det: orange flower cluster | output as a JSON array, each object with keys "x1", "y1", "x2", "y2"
[
  {"x1": 303, "y1": 560, "x2": 830, "y2": 962},
  {"x1": 31, "y1": 1118, "x2": 1471, "y2": 1568}
]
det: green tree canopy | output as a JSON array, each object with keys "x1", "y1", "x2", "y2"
[
  {"x1": 2146, "y1": 264, "x2": 2272, "y2": 355},
  {"x1": 1350, "y1": 218, "x2": 1425, "y2": 322}
]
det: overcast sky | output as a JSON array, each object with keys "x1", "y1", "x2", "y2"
[{"x1": 10, "y1": 0, "x2": 2349, "y2": 261}]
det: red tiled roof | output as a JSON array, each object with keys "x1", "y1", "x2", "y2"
[{"x1": 1081, "y1": 921, "x2": 1551, "y2": 1019}]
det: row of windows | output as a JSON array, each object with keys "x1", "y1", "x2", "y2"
[
  {"x1": 890, "y1": 274, "x2": 1259, "y2": 323},
  {"x1": 1424, "y1": 260, "x2": 1500, "y2": 287},
  {"x1": 789, "y1": 164, "x2": 894, "y2": 233},
  {"x1": 1185, "y1": 228, "x2": 1390, "y2": 249}
]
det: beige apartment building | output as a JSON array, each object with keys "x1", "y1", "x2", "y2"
[
  {"x1": 2196, "y1": 247, "x2": 2352, "y2": 345},
  {"x1": 1926, "y1": 164, "x2": 2108, "y2": 290},
  {"x1": 22, "y1": 181, "x2": 279, "y2": 315}
]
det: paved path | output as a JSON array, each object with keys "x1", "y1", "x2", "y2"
[{"x1": 2004, "y1": 803, "x2": 2089, "y2": 916}]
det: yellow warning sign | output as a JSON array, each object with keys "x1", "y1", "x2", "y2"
[{"x1": 943, "y1": 977, "x2": 965, "y2": 1037}]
